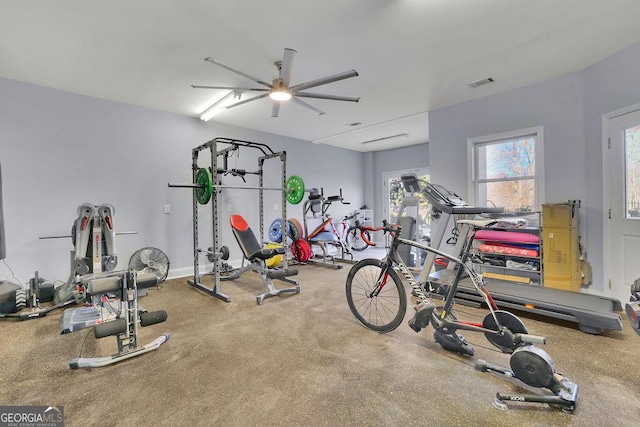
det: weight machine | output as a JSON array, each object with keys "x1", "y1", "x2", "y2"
[
  {"x1": 68, "y1": 269, "x2": 169, "y2": 369},
  {"x1": 169, "y1": 137, "x2": 302, "y2": 303},
  {"x1": 1, "y1": 200, "x2": 137, "y2": 321}
]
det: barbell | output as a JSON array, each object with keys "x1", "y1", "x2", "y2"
[{"x1": 168, "y1": 168, "x2": 306, "y2": 205}]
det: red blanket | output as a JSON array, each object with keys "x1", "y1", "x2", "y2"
[{"x1": 478, "y1": 243, "x2": 538, "y2": 258}]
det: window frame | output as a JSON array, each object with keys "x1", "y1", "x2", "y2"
[{"x1": 467, "y1": 126, "x2": 545, "y2": 211}]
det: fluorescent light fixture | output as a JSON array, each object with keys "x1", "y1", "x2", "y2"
[
  {"x1": 200, "y1": 91, "x2": 236, "y2": 121},
  {"x1": 360, "y1": 133, "x2": 409, "y2": 145}
]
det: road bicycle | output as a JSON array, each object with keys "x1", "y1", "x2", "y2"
[
  {"x1": 306, "y1": 204, "x2": 372, "y2": 257},
  {"x1": 343, "y1": 212, "x2": 373, "y2": 252},
  {"x1": 345, "y1": 218, "x2": 579, "y2": 413}
]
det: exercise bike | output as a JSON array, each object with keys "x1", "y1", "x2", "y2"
[{"x1": 345, "y1": 219, "x2": 578, "y2": 413}]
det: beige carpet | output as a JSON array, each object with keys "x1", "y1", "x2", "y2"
[{"x1": 1, "y1": 263, "x2": 639, "y2": 426}]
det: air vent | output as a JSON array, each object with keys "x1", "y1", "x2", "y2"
[{"x1": 468, "y1": 77, "x2": 495, "y2": 88}]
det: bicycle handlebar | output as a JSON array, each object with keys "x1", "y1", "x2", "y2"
[{"x1": 353, "y1": 220, "x2": 402, "y2": 247}]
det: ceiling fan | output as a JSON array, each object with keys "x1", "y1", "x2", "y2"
[{"x1": 192, "y1": 48, "x2": 360, "y2": 118}]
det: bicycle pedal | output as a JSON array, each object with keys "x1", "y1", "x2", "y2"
[{"x1": 408, "y1": 302, "x2": 436, "y2": 333}]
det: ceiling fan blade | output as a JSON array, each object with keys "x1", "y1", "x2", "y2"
[
  {"x1": 295, "y1": 92, "x2": 360, "y2": 102},
  {"x1": 225, "y1": 93, "x2": 269, "y2": 109},
  {"x1": 271, "y1": 101, "x2": 280, "y2": 118},
  {"x1": 280, "y1": 48, "x2": 297, "y2": 86},
  {"x1": 292, "y1": 97, "x2": 325, "y2": 116},
  {"x1": 191, "y1": 85, "x2": 268, "y2": 91},
  {"x1": 290, "y1": 70, "x2": 359, "y2": 92},
  {"x1": 204, "y1": 57, "x2": 273, "y2": 88}
]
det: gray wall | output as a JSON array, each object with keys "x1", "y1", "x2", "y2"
[
  {"x1": 428, "y1": 41, "x2": 640, "y2": 295},
  {"x1": 0, "y1": 77, "x2": 363, "y2": 283}
]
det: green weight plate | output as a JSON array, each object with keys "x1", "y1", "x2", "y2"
[
  {"x1": 195, "y1": 168, "x2": 213, "y2": 205},
  {"x1": 285, "y1": 175, "x2": 305, "y2": 205}
]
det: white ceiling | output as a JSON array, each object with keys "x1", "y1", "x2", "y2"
[{"x1": 2, "y1": 1, "x2": 640, "y2": 152}]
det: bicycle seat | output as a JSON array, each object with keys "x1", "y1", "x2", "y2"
[{"x1": 457, "y1": 218, "x2": 497, "y2": 229}]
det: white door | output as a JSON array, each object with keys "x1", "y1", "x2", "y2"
[{"x1": 609, "y1": 109, "x2": 640, "y2": 303}]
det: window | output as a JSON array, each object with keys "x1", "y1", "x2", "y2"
[
  {"x1": 468, "y1": 127, "x2": 544, "y2": 212},
  {"x1": 625, "y1": 124, "x2": 640, "y2": 218}
]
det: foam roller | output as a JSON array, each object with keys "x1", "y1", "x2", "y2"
[
  {"x1": 136, "y1": 272, "x2": 159, "y2": 290},
  {"x1": 140, "y1": 310, "x2": 167, "y2": 327},
  {"x1": 94, "y1": 318, "x2": 127, "y2": 339},
  {"x1": 267, "y1": 270, "x2": 286, "y2": 280}
]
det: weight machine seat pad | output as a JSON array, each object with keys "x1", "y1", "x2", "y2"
[
  {"x1": 88, "y1": 277, "x2": 122, "y2": 294},
  {"x1": 308, "y1": 218, "x2": 333, "y2": 240},
  {"x1": 309, "y1": 231, "x2": 338, "y2": 242},
  {"x1": 230, "y1": 215, "x2": 283, "y2": 261}
]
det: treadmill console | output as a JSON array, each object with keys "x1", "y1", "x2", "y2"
[
  {"x1": 423, "y1": 182, "x2": 503, "y2": 215},
  {"x1": 424, "y1": 184, "x2": 467, "y2": 209}
]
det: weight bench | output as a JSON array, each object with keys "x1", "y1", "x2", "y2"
[
  {"x1": 223, "y1": 214, "x2": 300, "y2": 304},
  {"x1": 307, "y1": 218, "x2": 343, "y2": 268}
]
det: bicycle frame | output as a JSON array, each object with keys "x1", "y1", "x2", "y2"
[
  {"x1": 313, "y1": 212, "x2": 369, "y2": 255},
  {"x1": 378, "y1": 224, "x2": 531, "y2": 339}
]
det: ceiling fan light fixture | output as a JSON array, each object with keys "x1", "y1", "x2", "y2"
[
  {"x1": 195, "y1": 48, "x2": 359, "y2": 116},
  {"x1": 269, "y1": 79, "x2": 292, "y2": 101},
  {"x1": 269, "y1": 89, "x2": 292, "y2": 101}
]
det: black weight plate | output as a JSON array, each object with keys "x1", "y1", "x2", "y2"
[{"x1": 287, "y1": 219, "x2": 300, "y2": 240}]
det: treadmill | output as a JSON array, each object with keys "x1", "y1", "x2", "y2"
[{"x1": 413, "y1": 177, "x2": 623, "y2": 335}]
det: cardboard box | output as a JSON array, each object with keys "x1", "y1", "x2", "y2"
[
  {"x1": 543, "y1": 226, "x2": 581, "y2": 291},
  {"x1": 544, "y1": 275, "x2": 582, "y2": 292},
  {"x1": 543, "y1": 203, "x2": 578, "y2": 228}
]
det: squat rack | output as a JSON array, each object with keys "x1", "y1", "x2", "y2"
[{"x1": 187, "y1": 137, "x2": 290, "y2": 302}]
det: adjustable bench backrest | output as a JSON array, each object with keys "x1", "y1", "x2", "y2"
[{"x1": 230, "y1": 214, "x2": 263, "y2": 260}]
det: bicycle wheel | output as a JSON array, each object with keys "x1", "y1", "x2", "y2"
[
  {"x1": 346, "y1": 258, "x2": 407, "y2": 332},
  {"x1": 346, "y1": 227, "x2": 371, "y2": 252}
]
